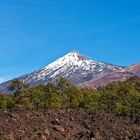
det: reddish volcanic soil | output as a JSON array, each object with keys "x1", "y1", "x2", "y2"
[{"x1": 0, "y1": 109, "x2": 140, "y2": 140}]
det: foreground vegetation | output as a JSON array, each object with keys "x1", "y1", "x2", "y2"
[{"x1": 0, "y1": 77, "x2": 140, "y2": 116}]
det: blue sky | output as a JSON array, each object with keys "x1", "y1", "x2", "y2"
[{"x1": 0, "y1": 0, "x2": 140, "y2": 83}]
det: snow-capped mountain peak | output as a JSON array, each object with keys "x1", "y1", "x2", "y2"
[
  {"x1": 0, "y1": 51, "x2": 123, "y2": 93},
  {"x1": 17, "y1": 51, "x2": 122, "y2": 85},
  {"x1": 45, "y1": 51, "x2": 94, "y2": 70}
]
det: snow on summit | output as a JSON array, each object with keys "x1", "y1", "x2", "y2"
[{"x1": 46, "y1": 51, "x2": 94, "y2": 70}]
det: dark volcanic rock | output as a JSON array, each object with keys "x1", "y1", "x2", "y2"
[{"x1": 0, "y1": 109, "x2": 139, "y2": 140}]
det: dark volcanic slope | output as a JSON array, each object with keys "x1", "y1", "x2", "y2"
[
  {"x1": 0, "y1": 109, "x2": 140, "y2": 140},
  {"x1": 81, "y1": 71, "x2": 135, "y2": 88}
]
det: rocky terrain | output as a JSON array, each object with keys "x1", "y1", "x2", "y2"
[{"x1": 0, "y1": 109, "x2": 140, "y2": 140}]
